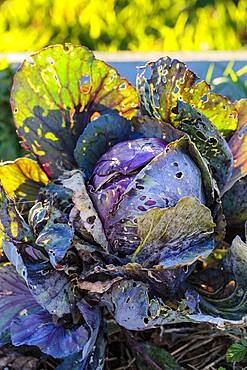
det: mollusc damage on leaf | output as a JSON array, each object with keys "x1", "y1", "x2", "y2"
[{"x1": 0, "y1": 44, "x2": 246, "y2": 367}]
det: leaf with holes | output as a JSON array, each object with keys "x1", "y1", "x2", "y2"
[
  {"x1": 173, "y1": 100, "x2": 233, "y2": 190},
  {"x1": 137, "y1": 56, "x2": 238, "y2": 136},
  {"x1": 11, "y1": 44, "x2": 139, "y2": 178},
  {"x1": 135, "y1": 197, "x2": 215, "y2": 268}
]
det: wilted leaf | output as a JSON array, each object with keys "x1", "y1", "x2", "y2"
[
  {"x1": 135, "y1": 196, "x2": 215, "y2": 268},
  {"x1": 62, "y1": 170, "x2": 109, "y2": 250},
  {"x1": 11, "y1": 44, "x2": 139, "y2": 178}
]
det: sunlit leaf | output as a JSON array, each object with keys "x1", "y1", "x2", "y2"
[
  {"x1": 0, "y1": 185, "x2": 32, "y2": 245},
  {"x1": 11, "y1": 44, "x2": 139, "y2": 178},
  {"x1": 137, "y1": 57, "x2": 238, "y2": 135},
  {"x1": 0, "y1": 158, "x2": 49, "y2": 211}
]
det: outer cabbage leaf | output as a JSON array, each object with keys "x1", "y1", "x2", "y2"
[
  {"x1": 0, "y1": 158, "x2": 49, "y2": 211},
  {"x1": 131, "y1": 115, "x2": 163, "y2": 139},
  {"x1": 102, "y1": 279, "x2": 171, "y2": 330},
  {"x1": 102, "y1": 279, "x2": 193, "y2": 330},
  {"x1": 74, "y1": 112, "x2": 132, "y2": 179},
  {"x1": 2, "y1": 240, "x2": 29, "y2": 280},
  {"x1": 174, "y1": 101, "x2": 233, "y2": 190},
  {"x1": 29, "y1": 201, "x2": 75, "y2": 268},
  {"x1": 27, "y1": 265, "x2": 75, "y2": 317},
  {"x1": 227, "y1": 99, "x2": 247, "y2": 188},
  {"x1": 221, "y1": 100, "x2": 247, "y2": 228},
  {"x1": 11, "y1": 299, "x2": 101, "y2": 359},
  {"x1": 189, "y1": 235, "x2": 247, "y2": 323},
  {"x1": 0, "y1": 265, "x2": 101, "y2": 359},
  {"x1": 0, "y1": 265, "x2": 40, "y2": 345},
  {"x1": 222, "y1": 177, "x2": 247, "y2": 228},
  {"x1": 57, "y1": 326, "x2": 106, "y2": 370},
  {"x1": 0, "y1": 185, "x2": 32, "y2": 246},
  {"x1": 36, "y1": 223, "x2": 74, "y2": 268},
  {"x1": 3, "y1": 237, "x2": 75, "y2": 317},
  {"x1": 11, "y1": 44, "x2": 139, "y2": 178},
  {"x1": 135, "y1": 196, "x2": 215, "y2": 268},
  {"x1": 136, "y1": 56, "x2": 238, "y2": 135}
]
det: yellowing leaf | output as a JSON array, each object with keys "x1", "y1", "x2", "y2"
[{"x1": 0, "y1": 158, "x2": 49, "y2": 209}]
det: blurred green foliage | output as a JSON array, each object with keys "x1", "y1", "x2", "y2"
[
  {"x1": 0, "y1": 0, "x2": 246, "y2": 52},
  {"x1": 209, "y1": 62, "x2": 247, "y2": 100},
  {"x1": 0, "y1": 59, "x2": 21, "y2": 160}
]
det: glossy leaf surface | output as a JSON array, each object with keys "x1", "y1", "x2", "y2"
[{"x1": 74, "y1": 113, "x2": 132, "y2": 178}]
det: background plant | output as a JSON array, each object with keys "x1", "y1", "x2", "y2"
[{"x1": 0, "y1": 0, "x2": 246, "y2": 52}]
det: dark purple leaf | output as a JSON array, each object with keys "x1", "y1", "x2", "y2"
[
  {"x1": 74, "y1": 113, "x2": 132, "y2": 178},
  {"x1": 11, "y1": 300, "x2": 101, "y2": 359},
  {"x1": 0, "y1": 265, "x2": 40, "y2": 345}
]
